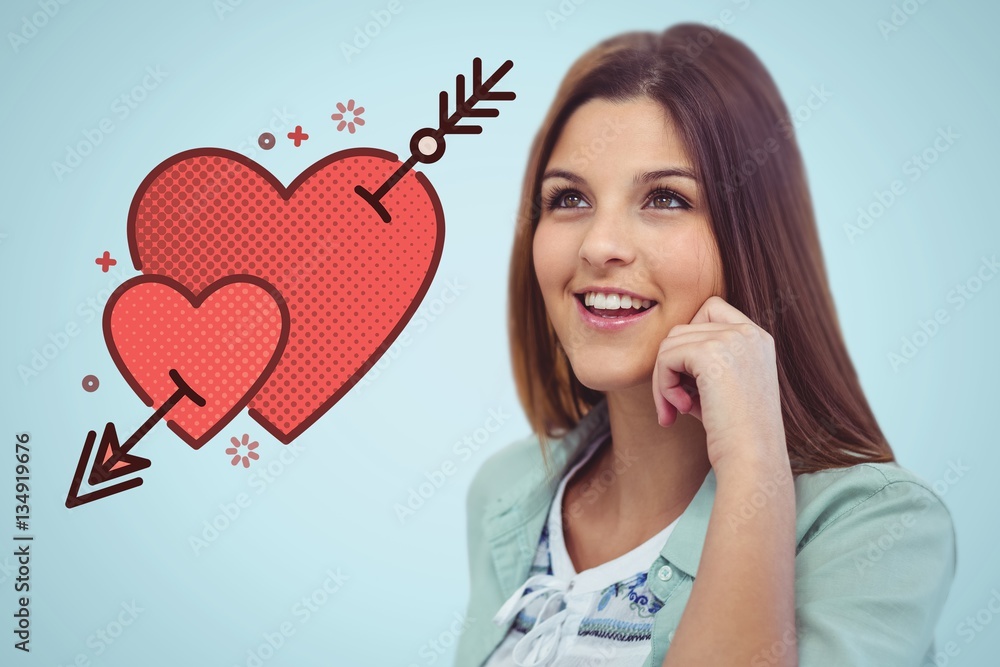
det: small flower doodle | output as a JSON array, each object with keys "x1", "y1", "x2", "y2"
[
  {"x1": 331, "y1": 99, "x2": 366, "y2": 134},
  {"x1": 226, "y1": 434, "x2": 260, "y2": 468}
]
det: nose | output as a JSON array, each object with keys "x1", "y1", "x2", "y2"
[{"x1": 578, "y1": 207, "x2": 636, "y2": 269}]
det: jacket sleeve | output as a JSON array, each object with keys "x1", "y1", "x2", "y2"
[{"x1": 791, "y1": 478, "x2": 957, "y2": 666}]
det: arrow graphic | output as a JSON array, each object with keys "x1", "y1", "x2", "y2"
[
  {"x1": 354, "y1": 57, "x2": 514, "y2": 222},
  {"x1": 66, "y1": 369, "x2": 205, "y2": 508}
]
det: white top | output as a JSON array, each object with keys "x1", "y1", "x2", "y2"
[{"x1": 485, "y1": 429, "x2": 680, "y2": 667}]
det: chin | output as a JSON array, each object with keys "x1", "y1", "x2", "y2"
[{"x1": 569, "y1": 362, "x2": 652, "y2": 393}]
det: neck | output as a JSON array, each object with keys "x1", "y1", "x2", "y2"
[{"x1": 580, "y1": 383, "x2": 712, "y2": 532}]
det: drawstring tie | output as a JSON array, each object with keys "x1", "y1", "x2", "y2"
[{"x1": 492, "y1": 573, "x2": 574, "y2": 666}]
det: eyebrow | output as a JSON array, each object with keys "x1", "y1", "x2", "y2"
[{"x1": 540, "y1": 167, "x2": 699, "y2": 185}]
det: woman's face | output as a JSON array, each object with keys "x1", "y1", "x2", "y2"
[{"x1": 533, "y1": 96, "x2": 725, "y2": 392}]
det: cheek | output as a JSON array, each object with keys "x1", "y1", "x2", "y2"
[
  {"x1": 646, "y1": 229, "x2": 721, "y2": 298},
  {"x1": 532, "y1": 223, "x2": 572, "y2": 293}
]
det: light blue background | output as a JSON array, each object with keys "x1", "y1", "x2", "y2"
[{"x1": 1, "y1": 0, "x2": 997, "y2": 665}]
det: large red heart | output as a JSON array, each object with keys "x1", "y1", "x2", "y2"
[
  {"x1": 104, "y1": 275, "x2": 290, "y2": 449},
  {"x1": 128, "y1": 147, "x2": 444, "y2": 443}
]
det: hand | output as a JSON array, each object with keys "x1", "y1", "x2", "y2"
[{"x1": 651, "y1": 295, "x2": 787, "y2": 470}]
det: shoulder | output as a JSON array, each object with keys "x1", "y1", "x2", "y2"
[
  {"x1": 793, "y1": 461, "x2": 956, "y2": 547},
  {"x1": 466, "y1": 432, "x2": 546, "y2": 515},
  {"x1": 790, "y1": 461, "x2": 958, "y2": 594},
  {"x1": 789, "y1": 461, "x2": 959, "y2": 662}
]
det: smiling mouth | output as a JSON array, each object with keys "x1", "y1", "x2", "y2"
[{"x1": 574, "y1": 293, "x2": 657, "y2": 318}]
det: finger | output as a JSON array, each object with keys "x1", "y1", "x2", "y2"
[
  {"x1": 654, "y1": 341, "x2": 701, "y2": 417},
  {"x1": 681, "y1": 374, "x2": 703, "y2": 421},
  {"x1": 664, "y1": 322, "x2": 739, "y2": 338},
  {"x1": 688, "y1": 295, "x2": 756, "y2": 326},
  {"x1": 676, "y1": 373, "x2": 701, "y2": 419},
  {"x1": 658, "y1": 329, "x2": 717, "y2": 349},
  {"x1": 652, "y1": 352, "x2": 678, "y2": 427}
]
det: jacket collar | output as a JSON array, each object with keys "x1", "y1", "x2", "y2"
[
  {"x1": 660, "y1": 460, "x2": 715, "y2": 578},
  {"x1": 482, "y1": 397, "x2": 717, "y2": 598}
]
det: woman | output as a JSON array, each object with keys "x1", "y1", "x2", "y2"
[{"x1": 455, "y1": 23, "x2": 955, "y2": 667}]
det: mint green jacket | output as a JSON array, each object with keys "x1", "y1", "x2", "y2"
[{"x1": 455, "y1": 398, "x2": 957, "y2": 667}]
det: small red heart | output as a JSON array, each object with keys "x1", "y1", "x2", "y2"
[
  {"x1": 104, "y1": 275, "x2": 289, "y2": 449},
  {"x1": 128, "y1": 148, "x2": 443, "y2": 443}
]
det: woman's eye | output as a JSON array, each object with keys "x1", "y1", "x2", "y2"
[
  {"x1": 646, "y1": 189, "x2": 689, "y2": 210},
  {"x1": 543, "y1": 189, "x2": 590, "y2": 210},
  {"x1": 559, "y1": 192, "x2": 584, "y2": 207}
]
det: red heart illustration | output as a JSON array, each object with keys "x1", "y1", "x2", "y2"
[
  {"x1": 128, "y1": 148, "x2": 444, "y2": 443},
  {"x1": 104, "y1": 275, "x2": 290, "y2": 449}
]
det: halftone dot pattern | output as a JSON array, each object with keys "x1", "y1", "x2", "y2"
[
  {"x1": 132, "y1": 153, "x2": 441, "y2": 439},
  {"x1": 108, "y1": 280, "x2": 286, "y2": 445}
]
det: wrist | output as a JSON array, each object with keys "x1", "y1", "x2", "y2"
[{"x1": 712, "y1": 441, "x2": 793, "y2": 485}]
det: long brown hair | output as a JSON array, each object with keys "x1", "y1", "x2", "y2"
[{"x1": 508, "y1": 23, "x2": 895, "y2": 476}]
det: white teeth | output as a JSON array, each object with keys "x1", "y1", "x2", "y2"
[{"x1": 582, "y1": 291, "x2": 655, "y2": 311}]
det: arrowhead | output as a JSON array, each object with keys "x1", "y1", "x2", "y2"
[
  {"x1": 65, "y1": 424, "x2": 150, "y2": 509},
  {"x1": 88, "y1": 422, "x2": 151, "y2": 485}
]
